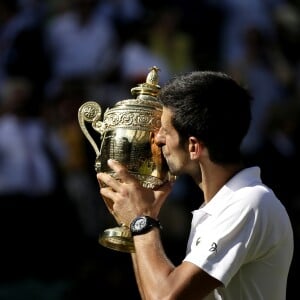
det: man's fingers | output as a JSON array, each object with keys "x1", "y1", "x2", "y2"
[
  {"x1": 96, "y1": 159, "x2": 137, "y2": 197},
  {"x1": 100, "y1": 184, "x2": 116, "y2": 200},
  {"x1": 107, "y1": 159, "x2": 136, "y2": 184},
  {"x1": 107, "y1": 159, "x2": 123, "y2": 172},
  {"x1": 97, "y1": 171, "x2": 120, "y2": 191}
]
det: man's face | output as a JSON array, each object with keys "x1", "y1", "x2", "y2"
[{"x1": 155, "y1": 107, "x2": 190, "y2": 176}]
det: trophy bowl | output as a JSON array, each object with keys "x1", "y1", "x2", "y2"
[{"x1": 78, "y1": 67, "x2": 171, "y2": 253}]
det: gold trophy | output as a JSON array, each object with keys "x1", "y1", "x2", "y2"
[{"x1": 78, "y1": 67, "x2": 170, "y2": 253}]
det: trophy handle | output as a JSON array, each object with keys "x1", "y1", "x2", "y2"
[{"x1": 78, "y1": 101, "x2": 103, "y2": 157}]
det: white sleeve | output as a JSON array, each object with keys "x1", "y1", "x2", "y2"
[{"x1": 183, "y1": 203, "x2": 257, "y2": 286}]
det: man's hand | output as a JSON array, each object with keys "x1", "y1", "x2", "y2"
[{"x1": 97, "y1": 159, "x2": 172, "y2": 226}]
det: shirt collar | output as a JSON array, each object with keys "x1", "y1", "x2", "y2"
[{"x1": 197, "y1": 166, "x2": 262, "y2": 216}]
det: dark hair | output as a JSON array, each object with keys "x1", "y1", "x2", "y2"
[{"x1": 157, "y1": 71, "x2": 253, "y2": 164}]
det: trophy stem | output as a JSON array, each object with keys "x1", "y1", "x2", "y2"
[{"x1": 98, "y1": 225, "x2": 135, "y2": 253}]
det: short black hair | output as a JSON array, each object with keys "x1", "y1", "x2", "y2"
[{"x1": 157, "y1": 71, "x2": 253, "y2": 164}]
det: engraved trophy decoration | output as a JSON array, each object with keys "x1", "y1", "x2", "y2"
[{"x1": 78, "y1": 66, "x2": 170, "y2": 253}]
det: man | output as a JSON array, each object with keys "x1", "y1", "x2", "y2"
[{"x1": 97, "y1": 71, "x2": 294, "y2": 299}]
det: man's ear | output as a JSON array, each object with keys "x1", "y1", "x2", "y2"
[{"x1": 188, "y1": 136, "x2": 203, "y2": 160}]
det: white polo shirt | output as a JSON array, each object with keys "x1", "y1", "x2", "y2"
[{"x1": 183, "y1": 167, "x2": 294, "y2": 299}]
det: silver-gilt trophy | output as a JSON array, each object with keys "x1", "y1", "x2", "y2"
[{"x1": 78, "y1": 66, "x2": 170, "y2": 253}]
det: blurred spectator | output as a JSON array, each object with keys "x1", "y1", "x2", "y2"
[
  {"x1": 46, "y1": 78, "x2": 107, "y2": 240},
  {"x1": 160, "y1": 0, "x2": 224, "y2": 70},
  {"x1": 212, "y1": 0, "x2": 286, "y2": 70},
  {"x1": 0, "y1": 0, "x2": 51, "y2": 111},
  {"x1": 97, "y1": 0, "x2": 145, "y2": 30},
  {"x1": 255, "y1": 100, "x2": 300, "y2": 209},
  {"x1": 45, "y1": 0, "x2": 120, "y2": 99},
  {"x1": 119, "y1": 18, "x2": 171, "y2": 87},
  {"x1": 273, "y1": 2, "x2": 300, "y2": 66},
  {"x1": 0, "y1": 77, "x2": 66, "y2": 196},
  {"x1": 147, "y1": 6, "x2": 195, "y2": 75},
  {"x1": 0, "y1": 76, "x2": 83, "y2": 282},
  {"x1": 228, "y1": 27, "x2": 294, "y2": 156}
]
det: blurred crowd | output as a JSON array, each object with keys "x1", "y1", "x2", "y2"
[{"x1": 0, "y1": 0, "x2": 300, "y2": 299}]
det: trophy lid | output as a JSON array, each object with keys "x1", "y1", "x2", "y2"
[{"x1": 130, "y1": 66, "x2": 161, "y2": 99}]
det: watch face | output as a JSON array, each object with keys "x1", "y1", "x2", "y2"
[
  {"x1": 130, "y1": 216, "x2": 160, "y2": 236},
  {"x1": 134, "y1": 217, "x2": 147, "y2": 231}
]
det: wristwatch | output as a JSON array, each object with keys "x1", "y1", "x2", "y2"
[{"x1": 130, "y1": 216, "x2": 162, "y2": 236}]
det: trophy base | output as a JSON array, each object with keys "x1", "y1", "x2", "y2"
[{"x1": 98, "y1": 226, "x2": 135, "y2": 253}]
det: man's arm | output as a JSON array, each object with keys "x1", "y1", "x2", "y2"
[
  {"x1": 131, "y1": 228, "x2": 222, "y2": 300},
  {"x1": 97, "y1": 160, "x2": 221, "y2": 299},
  {"x1": 131, "y1": 253, "x2": 146, "y2": 299}
]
